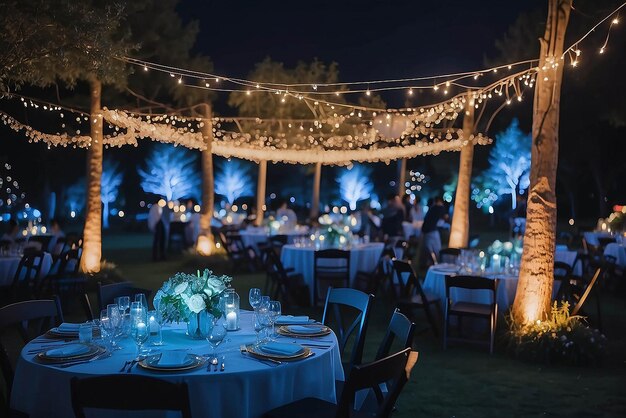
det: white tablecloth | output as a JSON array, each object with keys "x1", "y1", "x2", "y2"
[
  {"x1": 604, "y1": 243, "x2": 626, "y2": 267},
  {"x1": 281, "y1": 243, "x2": 384, "y2": 304},
  {"x1": 423, "y1": 265, "x2": 519, "y2": 310},
  {"x1": 402, "y1": 221, "x2": 423, "y2": 240},
  {"x1": 12, "y1": 311, "x2": 343, "y2": 418},
  {"x1": 583, "y1": 231, "x2": 612, "y2": 247},
  {"x1": 240, "y1": 228, "x2": 309, "y2": 252},
  {"x1": 554, "y1": 249, "x2": 582, "y2": 276},
  {"x1": 0, "y1": 252, "x2": 53, "y2": 287}
]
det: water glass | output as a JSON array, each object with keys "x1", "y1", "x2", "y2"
[
  {"x1": 206, "y1": 321, "x2": 227, "y2": 360},
  {"x1": 116, "y1": 296, "x2": 130, "y2": 314},
  {"x1": 268, "y1": 300, "x2": 281, "y2": 340},
  {"x1": 135, "y1": 293, "x2": 149, "y2": 310},
  {"x1": 148, "y1": 310, "x2": 163, "y2": 346},
  {"x1": 130, "y1": 308, "x2": 149, "y2": 355}
]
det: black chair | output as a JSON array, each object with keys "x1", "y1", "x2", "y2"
[
  {"x1": 0, "y1": 297, "x2": 64, "y2": 402},
  {"x1": 439, "y1": 247, "x2": 461, "y2": 264},
  {"x1": 376, "y1": 308, "x2": 416, "y2": 360},
  {"x1": 168, "y1": 221, "x2": 188, "y2": 252},
  {"x1": 443, "y1": 275, "x2": 499, "y2": 354},
  {"x1": 97, "y1": 282, "x2": 152, "y2": 312},
  {"x1": 571, "y1": 267, "x2": 605, "y2": 331},
  {"x1": 392, "y1": 260, "x2": 441, "y2": 336},
  {"x1": 219, "y1": 231, "x2": 258, "y2": 273},
  {"x1": 262, "y1": 246, "x2": 309, "y2": 307},
  {"x1": 268, "y1": 234, "x2": 288, "y2": 248},
  {"x1": 71, "y1": 375, "x2": 192, "y2": 418},
  {"x1": 28, "y1": 235, "x2": 53, "y2": 252},
  {"x1": 322, "y1": 288, "x2": 373, "y2": 373},
  {"x1": 354, "y1": 248, "x2": 395, "y2": 296},
  {"x1": 553, "y1": 261, "x2": 573, "y2": 301},
  {"x1": 314, "y1": 249, "x2": 350, "y2": 306},
  {"x1": 264, "y1": 347, "x2": 417, "y2": 418},
  {"x1": 10, "y1": 250, "x2": 46, "y2": 300}
]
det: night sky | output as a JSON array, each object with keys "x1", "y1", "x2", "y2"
[{"x1": 1, "y1": 0, "x2": 624, "y2": 225}]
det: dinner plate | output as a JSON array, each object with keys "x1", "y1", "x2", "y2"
[
  {"x1": 36, "y1": 344, "x2": 103, "y2": 363},
  {"x1": 45, "y1": 326, "x2": 99, "y2": 340},
  {"x1": 278, "y1": 324, "x2": 332, "y2": 337},
  {"x1": 138, "y1": 354, "x2": 206, "y2": 371},
  {"x1": 245, "y1": 344, "x2": 311, "y2": 361}
]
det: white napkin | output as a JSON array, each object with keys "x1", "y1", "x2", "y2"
[
  {"x1": 276, "y1": 315, "x2": 311, "y2": 325},
  {"x1": 158, "y1": 351, "x2": 189, "y2": 367},
  {"x1": 57, "y1": 323, "x2": 81, "y2": 333},
  {"x1": 46, "y1": 343, "x2": 90, "y2": 358}
]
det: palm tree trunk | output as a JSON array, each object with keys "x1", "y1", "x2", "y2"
[
  {"x1": 512, "y1": 0, "x2": 572, "y2": 325},
  {"x1": 255, "y1": 160, "x2": 267, "y2": 226},
  {"x1": 80, "y1": 77, "x2": 103, "y2": 274},
  {"x1": 310, "y1": 162, "x2": 322, "y2": 219},
  {"x1": 448, "y1": 93, "x2": 475, "y2": 249},
  {"x1": 196, "y1": 103, "x2": 215, "y2": 256}
]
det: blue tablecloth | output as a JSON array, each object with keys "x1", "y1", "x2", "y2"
[{"x1": 11, "y1": 311, "x2": 344, "y2": 418}]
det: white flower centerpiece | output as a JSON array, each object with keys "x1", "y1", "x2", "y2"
[
  {"x1": 318, "y1": 213, "x2": 354, "y2": 248},
  {"x1": 154, "y1": 269, "x2": 233, "y2": 339}
]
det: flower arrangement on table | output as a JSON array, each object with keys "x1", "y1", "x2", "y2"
[
  {"x1": 154, "y1": 269, "x2": 232, "y2": 324},
  {"x1": 487, "y1": 238, "x2": 523, "y2": 257},
  {"x1": 508, "y1": 301, "x2": 607, "y2": 366},
  {"x1": 318, "y1": 213, "x2": 353, "y2": 248}
]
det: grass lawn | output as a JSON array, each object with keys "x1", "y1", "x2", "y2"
[{"x1": 97, "y1": 231, "x2": 626, "y2": 417}]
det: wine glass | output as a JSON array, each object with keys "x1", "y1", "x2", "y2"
[
  {"x1": 130, "y1": 307, "x2": 149, "y2": 356},
  {"x1": 206, "y1": 320, "x2": 227, "y2": 362},
  {"x1": 116, "y1": 296, "x2": 130, "y2": 314},
  {"x1": 267, "y1": 301, "x2": 281, "y2": 340},
  {"x1": 253, "y1": 311, "x2": 265, "y2": 347},
  {"x1": 106, "y1": 304, "x2": 123, "y2": 349},
  {"x1": 249, "y1": 288, "x2": 262, "y2": 311},
  {"x1": 135, "y1": 293, "x2": 149, "y2": 311}
]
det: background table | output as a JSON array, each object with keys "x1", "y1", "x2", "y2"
[
  {"x1": 240, "y1": 228, "x2": 309, "y2": 252},
  {"x1": 0, "y1": 252, "x2": 53, "y2": 287},
  {"x1": 281, "y1": 243, "x2": 384, "y2": 304},
  {"x1": 604, "y1": 243, "x2": 626, "y2": 267},
  {"x1": 12, "y1": 311, "x2": 343, "y2": 418}
]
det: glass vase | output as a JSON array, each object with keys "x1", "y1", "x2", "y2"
[{"x1": 186, "y1": 310, "x2": 214, "y2": 339}]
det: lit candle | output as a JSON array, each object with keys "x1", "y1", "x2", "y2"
[
  {"x1": 149, "y1": 315, "x2": 158, "y2": 334},
  {"x1": 226, "y1": 310, "x2": 237, "y2": 330}
]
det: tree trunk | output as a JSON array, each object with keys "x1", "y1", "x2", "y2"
[
  {"x1": 397, "y1": 158, "x2": 407, "y2": 196},
  {"x1": 512, "y1": 0, "x2": 572, "y2": 325},
  {"x1": 80, "y1": 77, "x2": 103, "y2": 274},
  {"x1": 310, "y1": 162, "x2": 322, "y2": 219},
  {"x1": 196, "y1": 103, "x2": 215, "y2": 256},
  {"x1": 255, "y1": 160, "x2": 267, "y2": 226},
  {"x1": 448, "y1": 93, "x2": 475, "y2": 249}
]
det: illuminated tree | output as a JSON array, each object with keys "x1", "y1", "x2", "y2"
[
  {"x1": 138, "y1": 144, "x2": 200, "y2": 201},
  {"x1": 337, "y1": 164, "x2": 374, "y2": 210},
  {"x1": 475, "y1": 119, "x2": 531, "y2": 211},
  {"x1": 512, "y1": 0, "x2": 572, "y2": 325},
  {"x1": 65, "y1": 179, "x2": 85, "y2": 218},
  {"x1": 101, "y1": 158, "x2": 124, "y2": 229},
  {"x1": 215, "y1": 159, "x2": 253, "y2": 205}
]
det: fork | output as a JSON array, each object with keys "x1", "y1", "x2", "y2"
[{"x1": 56, "y1": 352, "x2": 110, "y2": 368}]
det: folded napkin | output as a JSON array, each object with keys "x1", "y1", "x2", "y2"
[
  {"x1": 259, "y1": 342, "x2": 304, "y2": 356},
  {"x1": 158, "y1": 351, "x2": 189, "y2": 367},
  {"x1": 57, "y1": 323, "x2": 81, "y2": 333},
  {"x1": 45, "y1": 344, "x2": 90, "y2": 358},
  {"x1": 276, "y1": 315, "x2": 311, "y2": 325},
  {"x1": 287, "y1": 325, "x2": 325, "y2": 334}
]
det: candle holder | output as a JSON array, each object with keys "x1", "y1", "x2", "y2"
[{"x1": 223, "y1": 289, "x2": 240, "y2": 331}]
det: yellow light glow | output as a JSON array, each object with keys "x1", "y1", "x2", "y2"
[
  {"x1": 179, "y1": 205, "x2": 186, "y2": 212},
  {"x1": 41, "y1": 226, "x2": 47, "y2": 233},
  {"x1": 118, "y1": 211, "x2": 125, "y2": 218},
  {"x1": 22, "y1": 230, "x2": 27, "y2": 236},
  {"x1": 194, "y1": 204, "x2": 201, "y2": 212},
  {"x1": 158, "y1": 199, "x2": 166, "y2": 208},
  {"x1": 196, "y1": 234, "x2": 215, "y2": 256},
  {"x1": 167, "y1": 201, "x2": 174, "y2": 209},
  {"x1": 232, "y1": 205, "x2": 238, "y2": 212},
  {"x1": 568, "y1": 218, "x2": 575, "y2": 226}
]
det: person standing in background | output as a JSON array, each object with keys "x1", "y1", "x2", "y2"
[
  {"x1": 421, "y1": 196, "x2": 448, "y2": 261},
  {"x1": 381, "y1": 193, "x2": 404, "y2": 239}
]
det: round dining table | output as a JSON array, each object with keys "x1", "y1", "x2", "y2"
[
  {"x1": 604, "y1": 242, "x2": 626, "y2": 267},
  {"x1": 280, "y1": 243, "x2": 385, "y2": 304},
  {"x1": 11, "y1": 311, "x2": 343, "y2": 418}
]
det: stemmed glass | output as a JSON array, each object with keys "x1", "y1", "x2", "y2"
[
  {"x1": 135, "y1": 293, "x2": 149, "y2": 311},
  {"x1": 267, "y1": 300, "x2": 281, "y2": 341},
  {"x1": 130, "y1": 304, "x2": 149, "y2": 356},
  {"x1": 206, "y1": 319, "x2": 227, "y2": 363},
  {"x1": 115, "y1": 296, "x2": 131, "y2": 336},
  {"x1": 98, "y1": 310, "x2": 112, "y2": 348},
  {"x1": 253, "y1": 311, "x2": 266, "y2": 347},
  {"x1": 249, "y1": 288, "x2": 261, "y2": 311},
  {"x1": 106, "y1": 304, "x2": 123, "y2": 349}
]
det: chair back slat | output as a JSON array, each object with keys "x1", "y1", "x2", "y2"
[
  {"x1": 71, "y1": 375, "x2": 192, "y2": 418},
  {"x1": 392, "y1": 260, "x2": 430, "y2": 302},
  {"x1": 322, "y1": 288, "x2": 373, "y2": 370},
  {"x1": 445, "y1": 275, "x2": 498, "y2": 294},
  {"x1": 337, "y1": 348, "x2": 415, "y2": 418},
  {"x1": 376, "y1": 308, "x2": 416, "y2": 360}
]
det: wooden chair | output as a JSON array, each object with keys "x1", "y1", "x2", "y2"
[
  {"x1": 314, "y1": 249, "x2": 350, "y2": 306},
  {"x1": 354, "y1": 248, "x2": 396, "y2": 296},
  {"x1": 571, "y1": 267, "x2": 604, "y2": 331},
  {"x1": 553, "y1": 261, "x2": 573, "y2": 301},
  {"x1": 392, "y1": 260, "x2": 441, "y2": 336},
  {"x1": 264, "y1": 347, "x2": 417, "y2": 418},
  {"x1": 10, "y1": 250, "x2": 46, "y2": 300},
  {"x1": 322, "y1": 288, "x2": 373, "y2": 373},
  {"x1": 262, "y1": 246, "x2": 308, "y2": 307},
  {"x1": 0, "y1": 297, "x2": 64, "y2": 402},
  {"x1": 376, "y1": 308, "x2": 416, "y2": 360},
  {"x1": 219, "y1": 231, "x2": 258, "y2": 273},
  {"x1": 28, "y1": 235, "x2": 53, "y2": 252},
  {"x1": 97, "y1": 282, "x2": 152, "y2": 312},
  {"x1": 71, "y1": 375, "x2": 192, "y2": 418},
  {"x1": 439, "y1": 247, "x2": 461, "y2": 264},
  {"x1": 443, "y1": 275, "x2": 499, "y2": 354}
]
